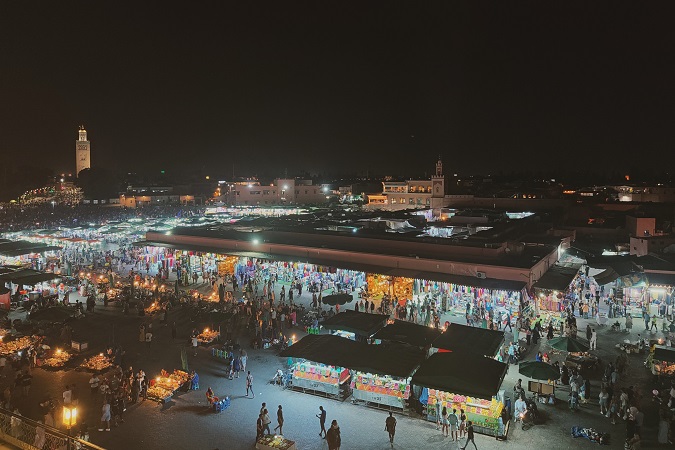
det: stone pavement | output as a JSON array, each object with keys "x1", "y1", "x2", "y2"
[{"x1": 3, "y1": 274, "x2": 671, "y2": 450}]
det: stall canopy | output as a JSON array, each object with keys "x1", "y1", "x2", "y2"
[
  {"x1": 653, "y1": 345, "x2": 675, "y2": 364},
  {"x1": 320, "y1": 310, "x2": 388, "y2": 337},
  {"x1": 372, "y1": 319, "x2": 442, "y2": 348},
  {"x1": 280, "y1": 334, "x2": 425, "y2": 378},
  {"x1": 432, "y1": 323, "x2": 504, "y2": 357},
  {"x1": 592, "y1": 268, "x2": 621, "y2": 286},
  {"x1": 646, "y1": 273, "x2": 675, "y2": 287},
  {"x1": 0, "y1": 240, "x2": 62, "y2": 257},
  {"x1": 533, "y1": 264, "x2": 580, "y2": 291},
  {"x1": 411, "y1": 352, "x2": 508, "y2": 399},
  {"x1": 0, "y1": 268, "x2": 60, "y2": 285}
]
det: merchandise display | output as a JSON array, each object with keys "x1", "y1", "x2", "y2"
[
  {"x1": 79, "y1": 354, "x2": 113, "y2": 372},
  {"x1": 352, "y1": 372, "x2": 410, "y2": 398},
  {"x1": 148, "y1": 369, "x2": 191, "y2": 401},
  {"x1": 351, "y1": 372, "x2": 410, "y2": 408},
  {"x1": 256, "y1": 435, "x2": 297, "y2": 450},
  {"x1": 293, "y1": 361, "x2": 349, "y2": 385},
  {"x1": 366, "y1": 274, "x2": 413, "y2": 299},
  {"x1": 426, "y1": 389, "x2": 503, "y2": 433},
  {"x1": 197, "y1": 329, "x2": 220, "y2": 344},
  {"x1": 0, "y1": 336, "x2": 39, "y2": 356},
  {"x1": 41, "y1": 349, "x2": 71, "y2": 368},
  {"x1": 144, "y1": 302, "x2": 161, "y2": 314}
]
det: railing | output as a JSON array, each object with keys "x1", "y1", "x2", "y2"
[{"x1": 0, "y1": 407, "x2": 105, "y2": 450}]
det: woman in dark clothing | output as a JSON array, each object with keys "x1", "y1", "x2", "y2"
[{"x1": 326, "y1": 419, "x2": 341, "y2": 450}]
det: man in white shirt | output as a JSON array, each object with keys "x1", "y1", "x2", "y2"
[
  {"x1": 62, "y1": 385, "x2": 72, "y2": 405},
  {"x1": 514, "y1": 397, "x2": 527, "y2": 421}
]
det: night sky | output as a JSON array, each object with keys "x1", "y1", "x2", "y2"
[{"x1": 2, "y1": 2, "x2": 674, "y2": 178}]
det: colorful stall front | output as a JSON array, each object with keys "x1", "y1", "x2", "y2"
[{"x1": 412, "y1": 352, "x2": 508, "y2": 437}]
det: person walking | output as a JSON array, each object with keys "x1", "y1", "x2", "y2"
[
  {"x1": 449, "y1": 408, "x2": 459, "y2": 441},
  {"x1": 461, "y1": 421, "x2": 477, "y2": 450},
  {"x1": 441, "y1": 406, "x2": 449, "y2": 437},
  {"x1": 261, "y1": 408, "x2": 271, "y2": 435},
  {"x1": 256, "y1": 413, "x2": 264, "y2": 442},
  {"x1": 192, "y1": 335, "x2": 198, "y2": 356},
  {"x1": 590, "y1": 328, "x2": 597, "y2": 350},
  {"x1": 317, "y1": 405, "x2": 327, "y2": 437},
  {"x1": 99, "y1": 400, "x2": 111, "y2": 432},
  {"x1": 326, "y1": 419, "x2": 341, "y2": 450},
  {"x1": 246, "y1": 371, "x2": 254, "y2": 398},
  {"x1": 274, "y1": 405, "x2": 284, "y2": 435},
  {"x1": 385, "y1": 411, "x2": 397, "y2": 446}
]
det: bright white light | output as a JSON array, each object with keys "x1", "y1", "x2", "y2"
[
  {"x1": 252, "y1": 239, "x2": 259, "y2": 244},
  {"x1": 283, "y1": 185, "x2": 288, "y2": 190}
]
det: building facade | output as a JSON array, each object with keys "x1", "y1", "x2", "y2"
[
  {"x1": 217, "y1": 179, "x2": 329, "y2": 206},
  {"x1": 367, "y1": 158, "x2": 445, "y2": 210},
  {"x1": 75, "y1": 125, "x2": 91, "y2": 176}
]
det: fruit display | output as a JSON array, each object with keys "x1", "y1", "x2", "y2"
[
  {"x1": 197, "y1": 329, "x2": 219, "y2": 344},
  {"x1": 351, "y1": 372, "x2": 410, "y2": 399},
  {"x1": 79, "y1": 354, "x2": 113, "y2": 372},
  {"x1": 293, "y1": 362, "x2": 349, "y2": 385},
  {"x1": 426, "y1": 389, "x2": 503, "y2": 431},
  {"x1": 256, "y1": 434, "x2": 296, "y2": 450},
  {"x1": 144, "y1": 302, "x2": 161, "y2": 314},
  {"x1": 0, "y1": 336, "x2": 39, "y2": 356},
  {"x1": 147, "y1": 385, "x2": 173, "y2": 401},
  {"x1": 42, "y1": 349, "x2": 71, "y2": 368}
]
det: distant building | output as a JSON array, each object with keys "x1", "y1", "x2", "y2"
[
  {"x1": 615, "y1": 185, "x2": 675, "y2": 203},
  {"x1": 75, "y1": 125, "x2": 91, "y2": 177},
  {"x1": 367, "y1": 158, "x2": 445, "y2": 210},
  {"x1": 216, "y1": 179, "x2": 329, "y2": 206}
]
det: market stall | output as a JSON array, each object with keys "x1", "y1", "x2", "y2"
[
  {"x1": 371, "y1": 319, "x2": 442, "y2": 348},
  {"x1": 648, "y1": 345, "x2": 675, "y2": 379},
  {"x1": 412, "y1": 352, "x2": 508, "y2": 437},
  {"x1": 147, "y1": 369, "x2": 192, "y2": 402},
  {"x1": 366, "y1": 273, "x2": 413, "y2": 299},
  {"x1": 0, "y1": 335, "x2": 40, "y2": 356},
  {"x1": 40, "y1": 348, "x2": 72, "y2": 369},
  {"x1": 280, "y1": 334, "x2": 358, "y2": 398},
  {"x1": 256, "y1": 435, "x2": 297, "y2": 450},
  {"x1": 320, "y1": 310, "x2": 388, "y2": 341},
  {"x1": 432, "y1": 323, "x2": 505, "y2": 358},
  {"x1": 197, "y1": 328, "x2": 220, "y2": 345},
  {"x1": 78, "y1": 354, "x2": 113, "y2": 373},
  {"x1": 350, "y1": 343, "x2": 424, "y2": 410}
]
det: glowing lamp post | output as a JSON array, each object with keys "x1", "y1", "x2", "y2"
[{"x1": 63, "y1": 405, "x2": 77, "y2": 432}]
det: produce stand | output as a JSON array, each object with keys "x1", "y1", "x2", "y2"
[
  {"x1": 40, "y1": 349, "x2": 72, "y2": 369},
  {"x1": 255, "y1": 435, "x2": 297, "y2": 450},
  {"x1": 412, "y1": 352, "x2": 508, "y2": 437},
  {"x1": 0, "y1": 335, "x2": 40, "y2": 356},
  {"x1": 197, "y1": 328, "x2": 220, "y2": 345},
  {"x1": 78, "y1": 354, "x2": 113, "y2": 373},
  {"x1": 147, "y1": 369, "x2": 191, "y2": 402}
]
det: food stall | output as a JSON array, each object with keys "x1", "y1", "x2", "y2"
[
  {"x1": 79, "y1": 354, "x2": 113, "y2": 373},
  {"x1": 412, "y1": 352, "x2": 508, "y2": 437},
  {"x1": 0, "y1": 335, "x2": 40, "y2": 356},
  {"x1": 147, "y1": 369, "x2": 192, "y2": 402},
  {"x1": 648, "y1": 345, "x2": 675, "y2": 379},
  {"x1": 371, "y1": 319, "x2": 442, "y2": 348},
  {"x1": 197, "y1": 328, "x2": 220, "y2": 345},
  {"x1": 40, "y1": 348, "x2": 72, "y2": 369},
  {"x1": 256, "y1": 435, "x2": 297, "y2": 450}
]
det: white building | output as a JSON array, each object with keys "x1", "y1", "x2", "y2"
[
  {"x1": 217, "y1": 179, "x2": 329, "y2": 206},
  {"x1": 367, "y1": 158, "x2": 445, "y2": 210},
  {"x1": 75, "y1": 125, "x2": 91, "y2": 176}
]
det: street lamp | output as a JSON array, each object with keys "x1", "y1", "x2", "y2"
[{"x1": 63, "y1": 405, "x2": 77, "y2": 431}]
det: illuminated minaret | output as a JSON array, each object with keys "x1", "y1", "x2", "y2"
[{"x1": 75, "y1": 125, "x2": 91, "y2": 176}]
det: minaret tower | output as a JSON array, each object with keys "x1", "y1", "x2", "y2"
[
  {"x1": 75, "y1": 125, "x2": 91, "y2": 176},
  {"x1": 431, "y1": 155, "x2": 445, "y2": 209}
]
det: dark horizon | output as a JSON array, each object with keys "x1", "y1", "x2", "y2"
[{"x1": 2, "y1": 2, "x2": 675, "y2": 177}]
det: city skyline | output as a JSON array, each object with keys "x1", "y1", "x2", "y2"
[{"x1": 2, "y1": 3, "x2": 675, "y2": 177}]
